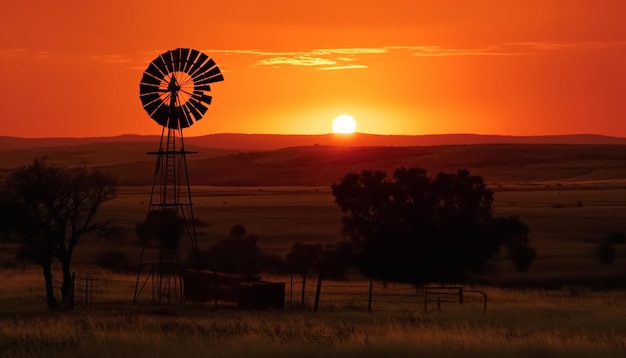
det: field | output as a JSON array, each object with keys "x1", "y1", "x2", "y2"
[
  {"x1": 2, "y1": 142, "x2": 626, "y2": 357},
  {"x1": 2, "y1": 268, "x2": 626, "y2": 357},
  {"x1": 44, "y1": 184, "x2": 624, "y2": 285}
]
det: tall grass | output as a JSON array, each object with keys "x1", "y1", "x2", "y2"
[{"x1": 1, "y1": 269, "x2": 625, "y2": 358}]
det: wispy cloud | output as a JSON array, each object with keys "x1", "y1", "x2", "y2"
[
  {"x1": 317, "y1": 65, "x2": 368, "y2": 71},
  {"x1": 256, "y1": 55, "x2": 336, "y2": 67},
  {"x1": 208, "y1": 41, "x2": 626, "y2": 70}
]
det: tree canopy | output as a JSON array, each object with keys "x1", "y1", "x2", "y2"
[{"x1": 331, "y1": 167, "x2": 534, "y2": 283}]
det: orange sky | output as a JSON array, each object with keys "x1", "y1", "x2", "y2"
[{"x1": 1, "y1": 0, "x2": 625, "y2": 138}]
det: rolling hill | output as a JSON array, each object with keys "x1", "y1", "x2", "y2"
[
  {"x1": 1, "y1": 137, "x2": 625, "y2": 187},
  {"x1": 2, "y1": 133, "x2": 626, "y2": 151}
]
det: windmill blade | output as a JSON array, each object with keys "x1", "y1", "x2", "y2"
[
  {"x1": 191, "y1": 91, "x2": 212, "y2": 106},
  {"x1": 187, "y1": 96, "x2": 209, "y2": 117},
  {"x1": 179, "y1": 48, "x2": 191, "y2": 72},
  {"x1": 191, "y1": 58, "x2": 217, "y2": 80},
  {"x1": 143, "y1": 96, "x2": 165, "y2": 115},
  {"x1": 161, "y1": 51, "x2": 175, "y2": 74},
  {"x1": 172, "y1": 48, "x2": 182, "y2": 72},
  {"x1": 152, "y1": 54, "x2": 169, "y2": 77},
  {"x1": 148, "y1": 102, "x2": 170, "y2": 126},
  {"x1": 145, "y1": 63, "x2": 166, "y2": 81},
  {"x1": 188, "y1": 53, "x2": 209, "y2": 78},
  {"x1": 194, "y1": 84, "x2": 211, "y2": 92},
  {"x1": 184, "y1": 101, "x2": 203, "y2": 121},
  {"x1": 139, "y1": 83, "x2": 159, "y2": 95},
  {"x1": 180, "y1": 104, "x2": 194, "y2": 127},
  {"x1": 139, "y1": 92, "x2": 160, "y2": 107},
  {"x1": 195, "y1": 73, "x2": 224, "y2": 86},
  {"x1": 183, "y1": 49, "x2": 200, "y2": 73}
]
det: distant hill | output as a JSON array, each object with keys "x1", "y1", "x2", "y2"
[
  {"x1": 2, "y1": 134, "x2": 626, "y2": 187},
  {"x1": 2, "y1": 133, "x2": 626, "y2": 151}
]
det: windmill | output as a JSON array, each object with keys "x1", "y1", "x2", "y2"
[{"x1": 133, "y1": 48, "x2": 224, "y2": 304}]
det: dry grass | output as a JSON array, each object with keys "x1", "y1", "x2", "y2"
[{"x1": 1, "y1": 269, "x2": 626, "y2": 358}]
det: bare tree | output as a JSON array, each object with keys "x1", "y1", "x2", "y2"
[{"x1": 0, "y1": 158, "x2": 119, "y2": 310}]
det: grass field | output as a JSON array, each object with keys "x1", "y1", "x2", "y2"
[
  {"x1": 3, "y1": 184, "x2": 625, "y2": 285},
  {"x1": 2, "y1": 184, "x2": 626, "y2": 357},
  {"x1": 1, "y1": 269, "x2": 626, "y2": 358}
]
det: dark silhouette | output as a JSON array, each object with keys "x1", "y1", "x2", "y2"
[
  {"x1": 597, "y1": 241, "x2": 616, "y2": 265},
  {"x1": 135, "y1": 209, "x2": 186, "y2": 248},
  {"x1": 492, "y1": 216, "x2": 536, "y2": 271},
  {"x1": 331, "y1": 167, "x2": 535, "y2": 284},
  {"x1": 596, "y1": 231, "x2": 624, "y2": 265},
  {"x1": 198, "y1": 225, "x2": 268, "y2": 276},
  {"x1": 0, "y1": 158, "x2": 118, "y2": 310},
  {"x1": 285, "y1": 242, "x2": 323, "y2": 304}
]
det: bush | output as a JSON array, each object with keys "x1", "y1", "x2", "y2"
[
  {"x1": 509, "y1": 244, "x2": 536, "y2": 272},
  {"x1": 597, "y1": 241, "x2": 616, "y2": 265},
  {"x1": 606, "y1": 231, "x2": 625, "y2": 245},
  {"x1": 96, "y1": 250, "x2": 132, "y2": 272}
]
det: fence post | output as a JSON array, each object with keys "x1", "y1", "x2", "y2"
[
  {"x1": 367, "y1": 277, "x2": 373, "y2": 313},
  {"x1": 85, "y1": 275, "x2": 88, "y2": 309},
  {"x1": 301, "y1": 272, "x2": 307, "y2": 306},
  {"x1": 290, "y1": 273, "x2": 293, "y2": 308},
  {"x1": 313, "y1": 275, "x2": 322, "y2": 313},
  {"x1": 424, "y1": 287, "x2": 428, "y2": 313},
  {"x1": 213, "y1": 271, "x2": 218, "y2": 310},
  {"x1": 458, "y1": 288, "x2": 464, "y2": 305}
]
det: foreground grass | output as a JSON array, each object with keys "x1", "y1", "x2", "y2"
[
  {"x1": 1, "y1": 307, "x2": 625, "y2": 358},
  {"x1": 1, "y1": 269, "x2": 625, "y2": 358}
]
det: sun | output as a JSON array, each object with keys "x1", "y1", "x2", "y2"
[{"x1": 332, "y1": 114, "x2": 357, "y2": 134}]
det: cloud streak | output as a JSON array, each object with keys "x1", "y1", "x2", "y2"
[{"x1": 207, "y1": 41, "x2": 626, "y2": 70}]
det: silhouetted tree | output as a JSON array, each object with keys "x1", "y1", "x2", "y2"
[
  {"x1": 199, "y1": 225, "x2": 267, "y2": 276},
  {"x1": 597, "y1": 241, "x2": 616, "y2": 265},
  {"x1": 492, "y1": 216, "x2": 536, "y2": 272},
  {"x1": 596, "y1": 231, "x2": 625, "y2": 265},
  {"x1": 135, "y1": 208, "x2": 186, "y2": 248},
  {"x1": 285, "y1": 242, "x2": 323, "y2": 304},
  {"x1": 229, "y1": 224, "x2": 247, "y2": 239},
  {"x1": 332, "y1": 167, "x2": 535, "y2": 284},
  {"x1": 0, "y1": 158, "x2": 118, "y2": 310},
  {"x1": 606, "y1": 231, "x2": 625, "y2": 245}
]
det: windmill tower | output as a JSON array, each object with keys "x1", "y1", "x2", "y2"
[{"x1": 133, "y1": 48, "x2": 224, "y2": 304}]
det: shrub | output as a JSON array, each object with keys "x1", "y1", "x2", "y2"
[
  {"x1": 597, "y1": 241, "x2": 616, "y2": 265},
  {"x1": 509, "y1": 244, "x2": 536, "y2": 272},
  {"x1": 606, "y1": 231, "x2": 625, "y2": 245}
]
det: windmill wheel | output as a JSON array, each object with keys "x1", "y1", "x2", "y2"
[{"x1": 139, "y1": 48, "x2": 224, "y2": 129}]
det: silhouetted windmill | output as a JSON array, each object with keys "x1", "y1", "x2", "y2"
[{"x1": 133, "y1": 48, "x2": 224, "y2": 304}]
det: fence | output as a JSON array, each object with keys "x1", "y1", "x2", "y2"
[
  {"x1": 51, "y1": 271, "x2": 487, "y2": 313},
  {"x1": 286, "y1": 275, "x2": 488, "y2": 313}
]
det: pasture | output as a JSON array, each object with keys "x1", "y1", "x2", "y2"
[
  {"x1": 1, "y1": 268, "x2": 626, "y2": 358},
  {"x1": 2, "y1": 184, "x2": 626, "y2": 357},
  {"x1": 1, "y1": 183, "x2": 626, "y2": 286},
  {"x1": 63, "y1": 184, "x2": 626, "y2": 285}
]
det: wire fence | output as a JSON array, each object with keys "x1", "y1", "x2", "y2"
[{"x1": 49, "y1": 271, "x2": 487, "y2": 313}]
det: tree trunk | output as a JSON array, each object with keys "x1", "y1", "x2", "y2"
[
  {"x1": 42, "y1": 261, "x2": 57, "y2": 311},
  {"x1": 61, "y1": 258, "x2": 72, "y2": 304},
  {"x1": 301, "y1": 272, "x2": 307, "y2": 305}
]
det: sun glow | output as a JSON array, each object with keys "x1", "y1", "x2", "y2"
[{"x1": 332, "y1": 114, "x2": 357, "y2": 134}]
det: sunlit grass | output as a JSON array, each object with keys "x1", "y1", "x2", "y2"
[{"x1": 1, "y1": 269, "x2": 625, "y2": 358}]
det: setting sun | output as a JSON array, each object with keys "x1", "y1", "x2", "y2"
[{"x1": 332, "y1": 114, "x2": 357, "y2": 134}]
